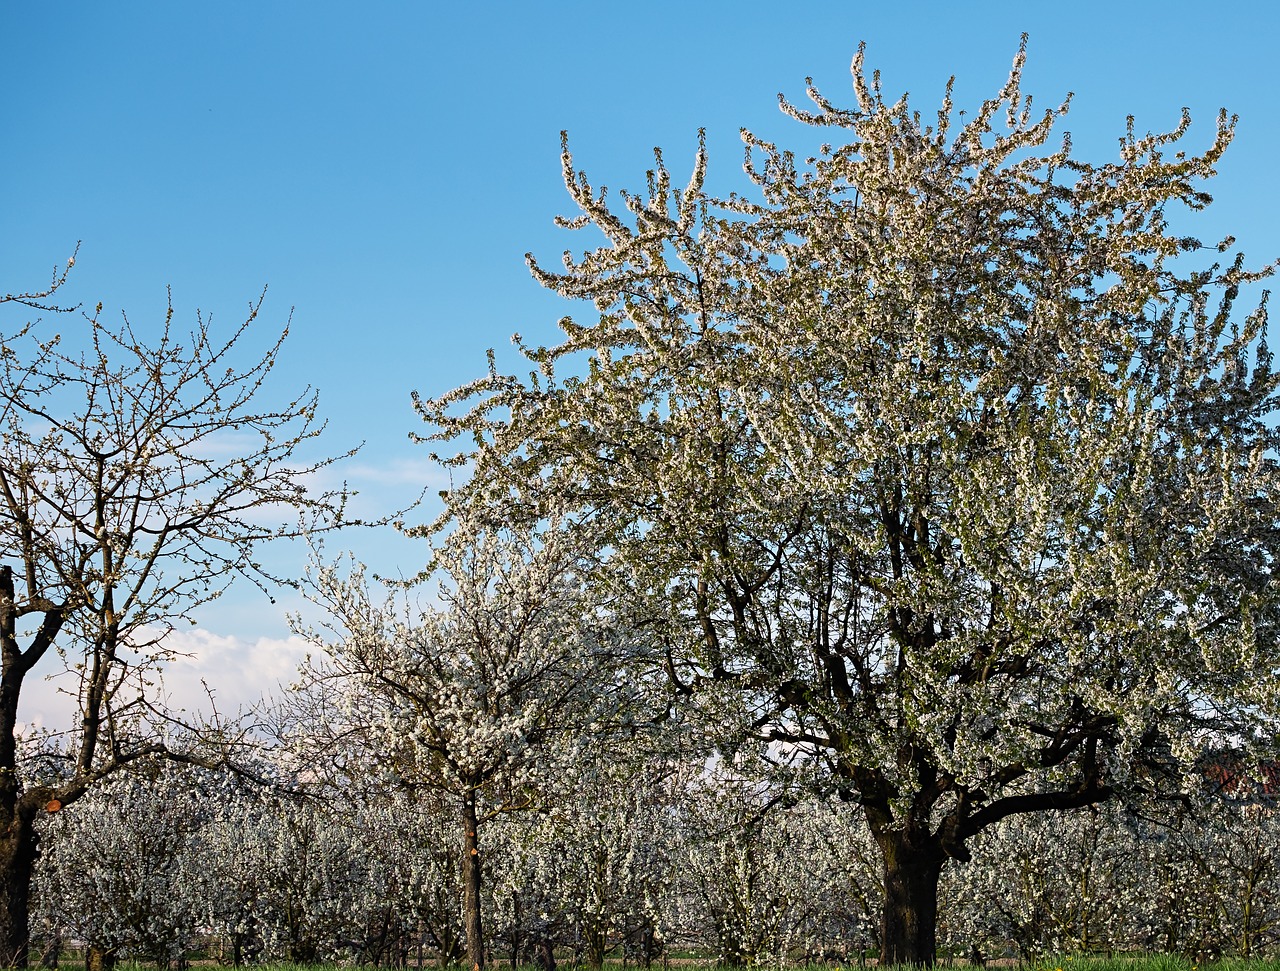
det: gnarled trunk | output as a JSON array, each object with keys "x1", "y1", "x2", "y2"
[
  {"x1": 876, "y1": 832, "x2": 945, "y2": 967},
  {"x1": 583, "y1": 923, "x2": 607, "y2": 970},
  {"x1": 82, "y1": 946, "x2": 114, "y2": 971}
]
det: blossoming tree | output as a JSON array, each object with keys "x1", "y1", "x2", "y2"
[
  {"x1": 290, "y1": 513, "x2": 631, "y2": 971},
  {"x1": 0, "y1": 267, "x2": 354, "y2": 968},
  {"x1": 418, "y1": 40, "x2": 1280, "y2": 965},
  {"x1": 34, "y1": 766, "x2": 205, "y2": 970},
  {"x1": 485, "y1": 746, "x2": 692, "y2": 971}
]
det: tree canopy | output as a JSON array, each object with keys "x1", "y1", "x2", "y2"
[
  {"x1": 289, "y1": 511, "x2": 635, "y2": 971},
  {"x1": 418, "y1": 40, "x2": 1280, "y2": 965}
]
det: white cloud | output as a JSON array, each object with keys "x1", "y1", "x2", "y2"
[
  {"x1": 16, "y1": 628, "x2": 311, "y2": 732},
  {"x1": 341, "y1": 455, "x2": 454, "y2": 490},
  {"x1": 162, "y1": 627, "x2": 311, "y2": 714}
]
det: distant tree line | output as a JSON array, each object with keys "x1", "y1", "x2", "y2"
[{"x1": 26, "y1": 754, "x2": 1280, "y2": 969}]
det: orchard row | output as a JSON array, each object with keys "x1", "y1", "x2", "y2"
[{"x1": 31, "y1": 755, "x2": 1280, "y2": 969}]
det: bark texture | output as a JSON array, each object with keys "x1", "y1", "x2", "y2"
[
  {"x1": 878, "y1": 836, "x2": 945, "y2": 967},
  {"x1": 0, "y1": 811, "x2": 37, "y2": 969},
  {"x1": 461, "y1": 788, "x2": 484, "y2": 971},
  {"x1": 83, "y1": 946, "x2": 114, "y2": 971}
]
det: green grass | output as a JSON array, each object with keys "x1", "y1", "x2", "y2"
[
  {"x1": 1006, "y1": 958, "x2": 1280, "y2": 971},
  {"x1": 70, "y1": 957, "x2": 1280, "y2": 971}
]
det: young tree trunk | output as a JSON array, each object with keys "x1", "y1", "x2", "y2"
[
  {"x1": 38, "y1": 927, "x2": 59, "y2": 970},
  {"x1": 638, "y1": 924, "x2": 656, "y2": 970},
  {"x1": 584, "y1": 926, "x2": 606, "y2": 970},
  {"x1": 510, "y1": 894, "x2": 521, "y2": 969},
  {"x1": 461, "y1": 788, "x2": 485, "y2": 971},
  {"x1": 877, "y1": 833, "x2": 945, "y2": 967},
  {"x1": 0, "y1": 808, "x2": 38, "y2": 969}
]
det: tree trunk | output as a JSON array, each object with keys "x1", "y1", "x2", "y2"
[
  {"x1": 83, "y1": 947, "x2": 114, "y2": 971},
  {"x1": 534, "y1": 939, "x2": 555, "y2": 971},
  {"x1": 510, "y1": 894, "x2": 521, "y2": 969},
  {"x1": 584, "y1": 925, "x2": 606, "y2": 970},
  {"x1": 461, "y1": 788, "x2": 484, "y2": 971},
  {"x1": 878, "y1": 834, "x2": 944, "y2": 967},
  {"x1": 38, "y1": 928, "x2": 59, "y2": 970},
  {"x1": 0, "y1": 810, "x2": 38, "y2": 969}
]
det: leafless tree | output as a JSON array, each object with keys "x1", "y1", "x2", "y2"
[{"x1": 0, "y1": 252, "x2": 356, "y2": 967}]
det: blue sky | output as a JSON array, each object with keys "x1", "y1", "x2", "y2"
[{"x1": 3, "y1": 1, "x2": 1279, "y2": 717}]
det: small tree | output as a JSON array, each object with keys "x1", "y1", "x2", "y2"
[
  {"x1": 0, "y1": 261, "x2": 353, "y2": 967},
  {"x1": 419, "y1": 41, "x2": 1280, "y2": 965},
  {"x1": 290, "y1": 513, "x2": 628, "y2": 971}
]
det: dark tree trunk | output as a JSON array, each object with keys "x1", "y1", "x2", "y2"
[
  {"x1": 510, "y1": 895, "x2": 521, "y2": 969},
  {"x1": 83, "y1": 946, "x2": 114, "y2": 971},
  {"x1": 0, "y1": 564, "x2": 68, "y2": 971},
  {"x1": 640, "y1": 924, "x2": 657, "y2": 970},
  {"x1": 38, "y1": 928, "x2": 59, "y2": 970},
  {"x1": 877, "y1": 832, "x2": 945, "y2": 967},
  {"x1": 461, "y1": 788, "x2": 485, "y2": 971},
  {"x1": 0, "y1": 810, "x2": 38, "y2": 969},
  {"x1": 534, "y1": 938, "x2": 555, "y2": 971}
]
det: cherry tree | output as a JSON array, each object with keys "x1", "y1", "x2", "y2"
[
  {"x1": 419, "y1": 40, "x2": 1280, "y2": 965},
  {"x1": 36, "y1": 759, "x2": 469, "y2": 968},
  {"x1": 215, "y1": 797, "x2": 372, "y2": 963},
  {"x1": 676, "y1": 781, "x2": 882, "y2": 967},
  {"x1": 0, "y1": 261, "x2": 355, "y2": 967},
  {"x1": 33, "y1": 765, "x2": 205, "y2": 970},
  {"x1": 1116, "y1": 792, "x2": 1280, "y2": 958},
  {"x1": 940, "y1": 805, "x2": 1133, "y2": 960},
  {"x1": 786, "y1": 799, "x2": 883, "y2": 963},
  {"x1": 680, "y1": 782, "x2": 806, "y2": 967},
  {"x1": 289, "y1": 513, "x2": 630, "y2": 971},
  {"x1": 485, "y1": 749, "x2": 690, "y2": 971},
  {"x1": 332, "y1": 795, "x2": 469, "y2": 967},
  {"x1": 1183, "y1": 799, "x2": 1280, "y2": 956}
]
